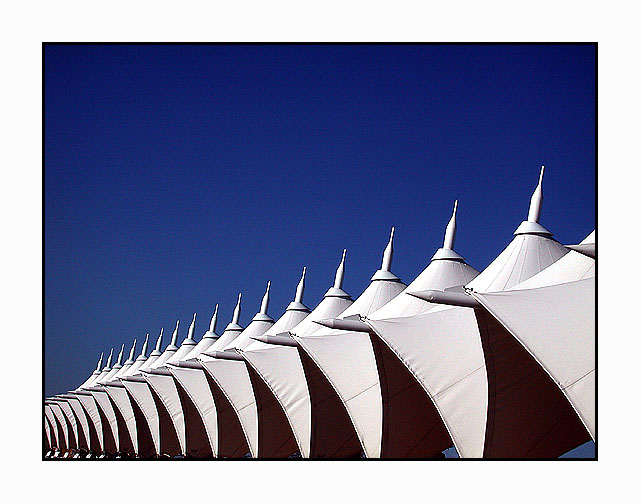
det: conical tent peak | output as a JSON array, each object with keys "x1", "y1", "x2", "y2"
[
  {"x1": 513, "y1": 166, "x2": 552, "y2": 236},
  {"x1": 443, "y1": 200, "x2": 458, "y2": 250},
  {"x1": 105, "y1": 348, "x2": 113, "y2": 369},
  {"x1": 232, "y1": 293, "x2": 242, "y2": 324},
  {"x1": 334, "y1": 249, "x2": 347, "y2": 289},
  {"x1": 154, "y1": 328, "x2": 164, "y2": 352},
  {"x1": 527, "y1": 165, "x2": 545, "y2": 223},
  {"x1": 209, "y1": 304, "x2": 219, "y2": 333},
  {"x1": 116, "y1": 343, "x2": 125, "y2": 366},
  {"x1": 260, "y1": 281, "x2": 271, "y2": 314},
  {"x1": 170, "y1": 320, "x2": 179, "y2": 346},
  {"x1": 295, "y1": 267, "x2": 307, "y2": 303},
  {"x1": 381, "y1": 226, "x2": 395, "y2": 271},
  {"x1": 96, "y1": 352, "x2": 104, "y2": 371},
  {"x1": 127, "y1": 339, "x2": 137, "y2": 362},
  {"x1": 187, "y1": 313, "x2": 197, "y2": 341},
  {"x1": 141, "y1": 333, "x2": 150, "y2": 357}
]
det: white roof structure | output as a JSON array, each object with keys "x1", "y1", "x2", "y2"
[
  {"x1": 47, "y1": 401, "x2": 73, "y2": 453},
  {"x1": 168, "y1": 299, "x2": 243, "y2": 458},
  {"x1": 44, "y1": 413, "x2": 53, "y2": 453},
  {"x1": 292, "y1": 228, "x2": 406, "y2": 458},
  {"x1": 52, "y1": 397, "x2": 87, "y2": 452},
  {"x1": 120, "y1": 327, "x2": 182, "y2": 457},
  {"x1": 367, "y1": 167, "x2": 589, "y2": 458},
  {"x1": 143, "y1": 314, "x2": 207, "y2": 457},
  {"x1": 44, "y1": 404, "x2": 62, "y2": 451},
  {"x1": 58, "y1": 393, "x2": 96, "y2": 454},
  {"x1": 213, "y1": 268, "x2": 312, "y2": 458},
  {"x1": 198, "y1": 281, "x2": 276, "y2": 457},
  {"x1": 242, "y1": 250, "x2": 355, "y2": 458},
  {"x1": 471, "y1": 230, "x2": 596, "y2": 440},
  {"x1": 182, "y1": 305, "x2": 220, "y2": 360},
  {"x1": 84, "y1": 347, "x2": 139, "y2": 455},
  {"x1": 69, "y1": 351, "x2": 119, "y2": 455},
  {"x1": 327, "y1": 200, "x2": 480, "y2": 457},
  {"x1": 101, "y1": 338, "x2": 157, "y2": 457}
]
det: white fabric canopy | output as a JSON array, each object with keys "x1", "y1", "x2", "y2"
[
  {"x1": 198, "y1": 282, "x2": 276, "y2": 458},
  {"x1": 44, "y1": 404, "x2": 61, "y2": 450},
  {"x1": 471, "y1": 231, "x2": 595, "y2": 439},
  {"x1": 55, "y1": 399, "x2": 84, "y2": 451},
  {"x1": 238, "y1": 253, "x2": 353, "y2": 458},
  {"x1": 44, "y1": 413, "x2": 53, "y2": 452},
  {"x1": 220, "y1": 270, "x2": 312, "y2": 458},
  {"x1": 73, "y1": 392, "x2": 106, "y2": 453},
  {"x1": 143, "y1": 316, "x2": 199, "y2": 456},
  {"x1": 365, "y1": 175, "x2": 587, "y2": 457},
  {"x1": 121, "y1": 328, "x2": 183, "y2": 457},
  {"x1": 169, "y1": 299, "x2": 243, "y2": 457},
  {"x1": 48, "y1": 402, "x2": 72, "y2": 451},
  {"x1": 292, "y1": 230, "x2": 406, "y2": 458}
]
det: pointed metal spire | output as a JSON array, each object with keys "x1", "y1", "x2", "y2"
[
  {"x1": 260, "y1": 281, "x2": 271, "y2": 314},
  {"x1": 169, "y1": 320, "x2": 179, "y2": 347},
  {"x1": 96, "y1": 352, "x2": 104, "y2": 371},
  {"x1": 116, "y1": 344, "x2": 125, "y2": 366},
  {"x1": 155, "y1": 329, "x2": 163, "y2": 351},
  {"x1": 513, "y1": 166, "x2": 552, "y2": 236},
  {"x1": 232, "y1": 293, "x2": 242, "y2": 324},
  {"x1": 126, "y1": 339, "x2": 137, "y2": 364},
  {"x1": 372, "y1": 228, "x2": 401, "y2": 281},
  {"x1": 105, "y1": 348, "x2": 114, "y2": 369},
  {"x1": 334, "y1": 249, "x2": 347, "y2": 289},
  {"x1": 443, "y1": 200, "x2": 458, "y2": 250},
  {"x1": 141, "y1": 333, "x2": 150, "y2": 357},
  {"x1": 381, "y1": 226, "x2": 395, "y2": 271},
  {"x1": 295, "y1": 267, "x2": 306, "y2": 303},
  {"x1": 287, "y1": 267, "x2": 310, "y2": 312},
  {"x1": 187, "y1": 313, "x2": 197, "y2": 341},
  {"x1": 527, "y1": 165, "x2": 545, "y2": 223},
  {"x1": 324, "y1": 249, "x2": 351, "y2": 298},
  {"x1": 209, "y1": 304, "x2": 219, "y2": 333},
  {"x1": 432, "y1": 201, "x2": 465, "y2": 261}
]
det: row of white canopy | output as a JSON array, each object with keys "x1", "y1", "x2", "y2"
[{"x1": 44, "y1": 167, "x2": 595, "y2": 458}]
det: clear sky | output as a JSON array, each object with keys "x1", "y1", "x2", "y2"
[{"x1": 44, "y1": 43, "x2": 595, "y2": 455}]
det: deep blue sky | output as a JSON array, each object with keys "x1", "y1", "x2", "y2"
[{"x1": 44, "y1": 45, "x2": 595, "y2": 456}]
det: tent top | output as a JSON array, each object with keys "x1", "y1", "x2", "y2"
[{"x1": 371, "y1": 202, "x2": 480, "y2": 320}]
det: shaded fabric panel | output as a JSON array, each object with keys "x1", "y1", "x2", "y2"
[
  {"x1": 204, "y1": 370, "x2": 249, "y2": 458},
  {"x1": 107, "y1": 394, "x2": 135, "y2": 456},
  {"x1": 370, "y1": 334, "x2": 453, "y2": 458},
  {"x1": 175, "y1": 381, "x2": 213, "y2": 458},
  {"x1": 44, "y1": 415, "x2": 53, "y2": 451},
  {"x1": 58, "y1": 407, "x2": 78, "y2": 451},
  {"x1": 67, "y1": 404, "x2": 89, "y2": 451},
  {"x1": 77, "y1": 400, "x2": 101, "y2": 453},
  {"x1": 53, "y1": 415, "x2": 66, "y2": 451},
  {"x1": 58, "y1": 403, "x2": 82, "y2": 451},
  {"x1": 148, "y1": 385, "x2": 181, "y2": 457},
  {"x1": 128, "y1": 391, "x2": 156, "y2": 458},
  {"x1": 52, "y1": 404, "x2": 76, "y2": 451},
  {"x1": 246, "y1": 364, "x2": 298, "y2": 458},
  {"x1": 475, "y1": 309, "x2": 591, "y2": 458},
  {"x1": 95, "y1": 402, "x2": 117, "y2": 454},
  {"x1": 297, "y1": 348, "x2": 362, "y2": 458}
]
